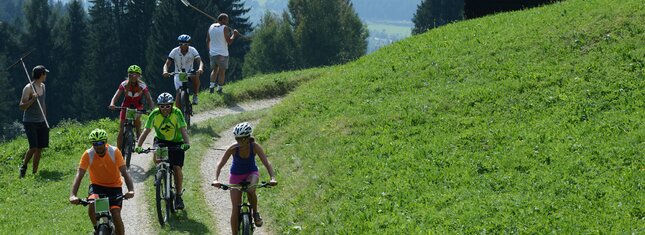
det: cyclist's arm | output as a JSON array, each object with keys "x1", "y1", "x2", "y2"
[
  {"x1": 137, "y1": 128, "x2": 152, "y2": 148},
  {"x1": 214, "y1": 148, "x2": 233, "y2": 182},
  {"x1": 162, "y1": 58, "x2": 173, "y2": 76},
  {"x1": 180, "y1": 127, "x2": 189, "y2": 145},
  {"x1": 255, "y1": 143, "x2": 277, "y2": 183},
  {"x1": 144, "y1": 91, "x2": 155, "y2": 111},
  {"x1": 195, "y1": 57, "x2": 204, "y2": 75},
  {"x1": 119, "y1": 165, "x2": 135, "y2": 198},
  {"x1": 69, "y1": 168, "x2": 86, "y2": 203},
  {"x1": 109, "y1": 89, "x2": 123, "y2": 108}
]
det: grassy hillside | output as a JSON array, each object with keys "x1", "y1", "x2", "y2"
[{"x1": 256, "y1": 0, "x2": 644, "y2": 233}]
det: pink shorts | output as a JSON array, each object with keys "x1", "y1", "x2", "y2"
[{"x1": 229, "y1": 171, "x2": 260, "y2": 184}]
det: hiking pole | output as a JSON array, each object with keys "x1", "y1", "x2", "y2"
[
  {"x1": 8, "y1": 49, "x2": 50, "y2": 129},
  {"x1": 179, "y1": 0, "x2": 217, "y2": 22}
]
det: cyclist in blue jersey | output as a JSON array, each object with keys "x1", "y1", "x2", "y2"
[{"x1": 212, "y1": 122, "x2": 277, "y2": 233}]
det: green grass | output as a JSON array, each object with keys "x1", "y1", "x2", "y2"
[{"x1": 254, "y1": 0, "x2": 644, "y2": 233}]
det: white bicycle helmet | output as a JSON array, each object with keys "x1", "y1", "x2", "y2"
[
  {"x1": 233, "y1": 122, "x2": 252, "y2": 138},
  {"x1": 157, "y1": 92, "x2": 174, "y2": 104}
]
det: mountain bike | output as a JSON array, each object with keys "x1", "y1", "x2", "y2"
[
  {"x1": 170, "y1": 71, "x2": 195, "y2": 128},
  {"x1": 113, "y1": 106, "x2": 147, "y2": 169},
  {"x1": 78, "y1": 194, "x2": 126, "y2": 235},
  {"x1": 138, "y1": 146, "x2": 183, "y2": 226},
  {"x1": 216, "y1": 181, "x2": 273, "y2": 235}
]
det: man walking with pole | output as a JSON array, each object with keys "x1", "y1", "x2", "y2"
[
  {"x1": 18, "y1": 65, "x2": 50, "y2": 178},
  {"x1": 207, "y1": 13, "x2": 239, "y2": 94}
]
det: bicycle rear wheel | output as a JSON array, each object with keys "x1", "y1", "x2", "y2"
[
  {"x1": 240, "y1": 213, "x2": 252, "y2": 235},
  {"x1": 181, "y1": 90, "x2": 191, "y2": 127},
  {"x1": 123, "y1": 128, "x2": 134, "y2": 169},
  {"x1": 155, "y1": 171, "x2": 170, "y2": 226}
]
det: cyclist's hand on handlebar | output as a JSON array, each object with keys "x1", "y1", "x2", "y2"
[
  {"x1": 125, "y1": 191, "x2": 135, "y2": 199},
  {"x1": 181, "y1": 143, "x2": 190, "y2": 151},
  {"x1": 268, "y1": 180, "x2": 278, "y2": 186},
  {"x1": 196, "y1": 69, "x2": 204, "y2": 76},
  {"x1": 162, "y1": 72, "x2": 171, "y2": 78},
  {"x1": 211, "y1": 180, "x2": 221, "y2": 188},
  {"x1": 109, "y1": 105, "x2": 116, "y2": 110},
  {"x1": 69, "y1": 195, "x2": 80, "y2": 205},
  {"x1": 135, "y1": 146, "x2": 144, "y2": 153}
]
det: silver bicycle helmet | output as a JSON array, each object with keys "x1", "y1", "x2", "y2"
[{"x1": 233, "y1": 122, "x2": 253, "y2": 138}]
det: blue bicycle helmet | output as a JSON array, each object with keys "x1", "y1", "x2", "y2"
[{"x1": 178, "y1": 34, "x2": 191, "y2": 43}]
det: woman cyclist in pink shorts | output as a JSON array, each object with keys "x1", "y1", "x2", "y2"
[
  {"x1": 109, "y1": 65, "x2": 154, "y2": 150},
  {"x1": 211, "y1": 122, "x2": 277, "y2": 233}
]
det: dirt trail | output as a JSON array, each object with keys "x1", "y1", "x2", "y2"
[{"x1": 122, "y1": 97, "x2": 282, "y2": 235}]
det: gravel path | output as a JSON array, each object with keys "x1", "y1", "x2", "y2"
[{"x1": 122, "y1": 97, "x2": 282, "y2": 235}]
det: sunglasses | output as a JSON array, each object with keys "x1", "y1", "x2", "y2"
[
  {"x1": 159, "y1": 104, "x2": 172, "y2": 109},
  {"x1": 92, "y1": 141, "x2": 105, "y2": 146},
  {"x1": 179, "y1": 43, "x2": 189, "y2": 46},
  {"x1": 128, "y1": 73, "x2": 141, "y2": 76}
]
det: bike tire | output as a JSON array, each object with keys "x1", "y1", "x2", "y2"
[
  {"x1": 168, "y1": 171, "x2": 176, "y2": 213},
  {"x1": 97, "y1": 224, "x2": 110, "y2": 235},
  {"x1": 124, "y1": 129, "x2": 134, "y2": 169},
  {"x1": 155, "y1": 172, "x2": 169, "y2": 226},
  {"x1": 240, "y1": 213, "x2": 252, "y2": 235},
  {"x1": 181, "y1": 91, "x2": 191, "y2": 127}
]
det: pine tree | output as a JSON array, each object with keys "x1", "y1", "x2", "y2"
[
  {"x1": 22, "y1": 0, "x2": 53, "y2": 68},
  {"x1": 288, "y1": 0, "x2": 367, "y2": 68},
  {"x1": 243, "y1": 11, "x2": 297, "y2": 77},
  {"x1": 85, "y1": 0, "x2": 121, "y2": 120},
  {"x1": 412, "y1": 0, "x2": 464, "y2": 35},
  {"x1": 50, "y1": 0, "x2": 89, "y2": 123}
]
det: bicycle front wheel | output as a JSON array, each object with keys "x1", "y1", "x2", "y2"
[
  {"x1": 240, "y1": 213, "x2": 252, "y2": 235},
  {"x1": 97, "y1": 223, "x2": 111, "y2": 235},
  {"x1": 123, "y1": 128, "x2": 134, "y2": 169},
  {"x1": 155, "y1": 171, "x2": 170, "y2": 226}
]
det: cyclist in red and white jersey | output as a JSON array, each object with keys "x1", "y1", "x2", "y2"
[{"x1": 109, "y1": 65, "x2": 154, "y2": 150}]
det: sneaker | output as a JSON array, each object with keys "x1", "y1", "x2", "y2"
[
  {"x1": 209, "y1": 87, "x2": 214, "y2": 94},
  {"x1": 253, "y1": 212, "x2": 263, "y2": 227},
  {"x1": 175, "y1": 195, "x2": 185, "y2": 209},
  {"x1": 19, "y1": 165, "x2": 26, "y2": 178},
  {"x1": 192, "y1": 96, "x2": 198, "y2": 105},
  {"x1": 216, "y1": 86, "x2": 223, "y2": 94}
]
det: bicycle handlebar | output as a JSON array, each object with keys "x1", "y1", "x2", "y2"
[
  {"x1": 110, "y1": 106, "x2": 149, "y2": 114},
  {"x1": 136, "y1": 146, "x2": 183, "y2": 154},
  {"x1": 216, "y1": 181, "x2": 274, "y2": 191},
  {"x1": 78, "y1": 194, "x2": 127, "y2": 206}
]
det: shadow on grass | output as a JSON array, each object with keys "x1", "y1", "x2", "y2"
[
  {"x1": 35, "y1": 169, "x2": 64, "y2": 181},
  {"x1": 166, "y1": 209, "x2": 211, "y2": 233},
  {"x1": 189, "y1": 123, "x2": 220, "y2": 138}
]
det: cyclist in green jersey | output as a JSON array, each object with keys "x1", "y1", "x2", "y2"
[{"x1": 135, "y1": 92, "x2": 190, "y2": 209}]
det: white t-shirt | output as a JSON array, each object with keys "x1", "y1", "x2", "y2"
[
  {"x1": 208, "y1": 23, "x2": 228, "y2": 56},
  {"x1": 167, "y1": 46, "x2": 201, "y2": 72}
]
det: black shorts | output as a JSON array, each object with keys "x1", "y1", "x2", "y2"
[
  {"x1": 24, "y1": 122, "x2": 49, "y2": 149},
  {"x1": 154, "y1": 138, "x2": 185, "y2": 167},
  {"x1": 88, "y1": 184, "x2": 123, "y2": 208}
]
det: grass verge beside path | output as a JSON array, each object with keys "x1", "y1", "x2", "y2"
[
  {"x1": 195, "y1": 68, "x2": 327, "y2": 113},
  {"x1": 146, "y1": 109, "x2": 270, "y2": 234}
]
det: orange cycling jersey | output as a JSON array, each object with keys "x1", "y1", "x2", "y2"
[{"x1": 79, "y1": 144, "x2": 125, "y2": 188}]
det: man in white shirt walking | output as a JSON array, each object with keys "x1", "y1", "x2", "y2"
[{"x1": 207, "y1": 13, "x2": 239, "y2": 94}]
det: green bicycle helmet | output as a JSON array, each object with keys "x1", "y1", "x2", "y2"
[
  {"x1": 128, "y1": 65, "x2": 142, "y2": 74},
  {"x1": 89, "y1": 128, "x2": 108, "y2": 142}
]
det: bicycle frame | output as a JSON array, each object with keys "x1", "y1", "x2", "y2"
[
  {"x1": 114, "y1": 106, "x2": 146, "y2": 169},
  {"x1": 171, "y1": 71, "x2": 194, "y2": 127},
  {"x1": 138, "y1": 146, "x2": 183, "y2": 225},
  {"x1": 220, "y1": 182, "x2": 272, "y2": 234},
  {"x1": 79, "y1": 194, "x2": 126, "y2": 234}
]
